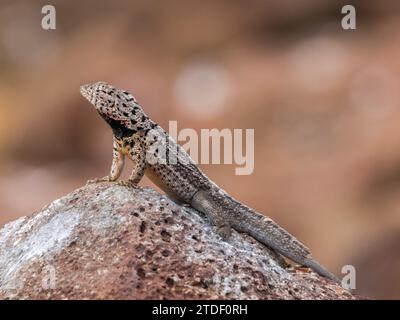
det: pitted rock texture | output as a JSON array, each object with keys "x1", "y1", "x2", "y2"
[{"x1": 0, "y1": 183, "x2": 359, "y2": 299}]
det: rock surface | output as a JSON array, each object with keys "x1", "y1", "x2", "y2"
[{"x1": 0, "y1": 183, "x2": 358, "y2": 299}]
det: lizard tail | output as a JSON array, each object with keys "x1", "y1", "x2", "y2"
[
  {"x1": 198, "y1": 188, "x2": 340, "y2": 284},
  {"x1": 301, "y1": 256, "x2": 341, "y2": 284}
]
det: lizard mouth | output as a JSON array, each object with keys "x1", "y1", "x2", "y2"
[
  {"x1": 80, "y1": 82, "x2": 130, "y2": 124},
  {"x1": 80, "y1": 83, "x2": 110, "y2": 113},
  {"x1": 80, "y1": 84, "x2": 93, "y2": 103}
]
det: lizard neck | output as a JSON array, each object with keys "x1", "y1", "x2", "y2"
[{"x1": 106, "y1": 118, "x2": 136, "y2": 139}]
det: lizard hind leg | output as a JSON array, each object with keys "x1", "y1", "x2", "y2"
[{"x1": 191, "y1": 190, "x2": 232, "y2": 240}]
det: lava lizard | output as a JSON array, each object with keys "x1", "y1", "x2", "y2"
[{"x1": 80, "y1": 81, "x2": 340, "y2": 284}]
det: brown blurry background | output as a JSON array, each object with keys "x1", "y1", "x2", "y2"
[{"x1": 0, "y1": 0, "x2": 399, "y2": 299}]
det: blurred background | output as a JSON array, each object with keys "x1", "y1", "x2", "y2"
[{"x1": 0, "y1": 0, "x2": 399, "y2": 299}]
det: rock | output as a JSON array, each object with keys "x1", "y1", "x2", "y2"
[{"x1": 0, "y1": 183, "x2": 359, "y2": 299}]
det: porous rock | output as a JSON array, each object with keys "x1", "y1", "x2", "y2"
[{"x1": 0, "y1": 183, "x2": 359, "y2": 299}]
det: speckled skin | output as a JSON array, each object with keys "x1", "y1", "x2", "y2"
[{"x1": 80, "y1": 81, "x2": 340, "y2": 284}]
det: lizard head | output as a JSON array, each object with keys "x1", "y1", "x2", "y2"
[{"x1": 80, "y1": 81, "x2": 155, "y2": 138}]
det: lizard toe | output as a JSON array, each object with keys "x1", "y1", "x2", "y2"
[{"x1": 214, "y1": 225, "x2": 232, "y2": 240}]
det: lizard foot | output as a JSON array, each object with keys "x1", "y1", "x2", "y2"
[
  {"x1": 116, "y1": 180, "x2": 139, "y2": 189},
  {"x1": 86, "y1": 176, "x2": 113, "y2": 185},
  {"x1": 213, "y1": 224, "x2": 232, "y2": 240}
]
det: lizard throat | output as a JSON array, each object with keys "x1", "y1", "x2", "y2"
[{"x1": 105, "y1": 118, "x2": 136, "y2": 139}]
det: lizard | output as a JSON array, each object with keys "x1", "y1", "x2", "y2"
[{"x1": 80, "y1": 81, "x2": 341, "y2": 284}]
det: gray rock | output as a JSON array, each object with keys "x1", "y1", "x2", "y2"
[{"x1": 0, "y1": 183, "x2": 358, "y2": 299}]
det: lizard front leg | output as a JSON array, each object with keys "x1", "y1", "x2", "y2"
[
  {"x1": 87, "y1": 137, "x2": 125, "y2": 184},
  {"x1": 120, "y1": 134, "x2": 146, "y2": 188}
]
